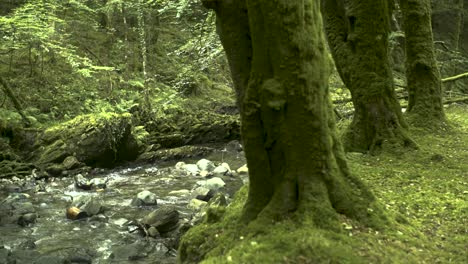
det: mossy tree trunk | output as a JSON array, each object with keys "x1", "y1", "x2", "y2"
[
  {"x1": 322, "y1": 0, "x2": 416, "y2": 153},
  {"x1": 201, "y1": 0, "x2": 385, "y2": 228},
  {"x1": 400, "y1": 0, "x2": 446, "y2": 128}
]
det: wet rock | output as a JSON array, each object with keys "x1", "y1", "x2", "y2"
[
  {"x1": 183, "y1": 164, "x2": 199, "y2": 176},
  {"x1": 175, "y1": 161, "x2": 185, "y2": 170},
  {"x1": 168, "y1": 189, "x2": 190, "y2": 196},
  {"x1": 192, "y1": 186, "x2": 214, "y2": 202},
  {"x1": 74, "y1": 174, "x2": 92, "y2": 190},
  {"x1": 188, "y1": 199, "x2": 207, "y2": 211},
  {"x1": 0, "y1": 193, "x2": 36, "y2": 225},
  {"x1": 213, "y1": 165, "x2": 229, "y2": 176},
  {"x1": 17, "y1": 212, "x2": 37, "y2": 226},
  {"x1": 142, "y1": 206, "x2": 180, "y2": 234},
  {"x1": 74, "y1": 174, "x2": 107, "y2": 190},
  {"x1": 196, "y1": 159, "x2": 215, "y2": 171},
  {"x1": 137, "y1": 146, "x2": 214, "y2": 162},
  {"x1": 225, "y1": 140, "x2": 243, "y2": 152},
  {"x1": 69, "y1": 196, "x2": 103, "y2": 219},
  {"x1": 197, "y1": 177, "x2": 225, "y2": 191},
  {"x1": 89, "y1": 178, "x2": 107, "y2": 189},
  {"x1": 199, "y1": 170, "x2": 210, "y2": 177},
  {"x1": 131, "y1": 190, "x2": 158, "y2": 206},
  {"x1": 62, "y1": 156, "x2": 83, "y2": 170},
  {"x1": 18, "y1": 239, "x2": 36, "y2": 250},
  {"x1": 208, "y1": 193, "x2": 227, "y2": 207},
  {"x1": 237, "y1": 164, "x2": 248, "y2": 175},
  {"x1": 148, "y1": 226, "x2": 159, "y2": 237}
]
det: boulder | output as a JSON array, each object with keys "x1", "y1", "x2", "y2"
[
  {"x1": 141, "y1": 206, "x2": 180, "y2": 234},
  {"x1": 131, "y1": 190, "x2": 158, "y2": 206},
  {"x1": 33, "y1": 113, "x2": 139, "y2": 168},
  {"x1": 196, "y1": 159, "x2": 215, "y2": 171}
]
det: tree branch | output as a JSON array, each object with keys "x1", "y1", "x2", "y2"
[{"x1": 442, "y1": 72, "x2": 468, "y2": 83}]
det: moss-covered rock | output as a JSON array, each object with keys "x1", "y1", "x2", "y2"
[
  {"x1": 33, "y1": 112, "x2": 139, "y2": 168},
  {"x1": 146, "y1": 109, "x2": 240, "y2": 149}
]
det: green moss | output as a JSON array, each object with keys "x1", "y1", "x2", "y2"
[
  {"x1": 36, "y1": 112, "x2": 135, "y2": 167},
  {"x1": 179, "y1": 105, "x2": 468, "y2": 263}
]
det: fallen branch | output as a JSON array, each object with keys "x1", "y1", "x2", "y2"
[{"x1": 442, "y1": 72, "x2": 468, "y2": 83}]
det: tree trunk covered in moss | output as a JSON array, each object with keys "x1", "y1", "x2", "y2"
[
  {"x1": 200, "y1": 0, "x2": 385, "y2": 228},
  {"x1": 322, "y1": 0, "x2": 416, "y2": 153},
  {"x1": 400, "y1": 0, "x2": 446, "y2": 127}
]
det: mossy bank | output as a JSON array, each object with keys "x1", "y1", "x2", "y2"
[{"x1": 179, "y1": 104, "x2": 468, "y2": 263}]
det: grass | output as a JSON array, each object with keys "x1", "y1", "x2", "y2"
[{"x1": 179, "y1": 104, "x2": 468, "y2": 264}]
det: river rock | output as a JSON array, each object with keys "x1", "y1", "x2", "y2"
[
  {"x1": 213, "y1": 165, "x2": 229, "y2": 176},
  {"x1": 71, "y1": 196, "x2": 103, "y2": 217},
  {"x1": 196, "y1": 159, "x2": 215, "y2": 171},
  {"x1": 175, "y1": 161, "x2": 185, "y2": 170},
  {"x1": 183, "y1": 164, "x2": 199, "y2": 176},
  {"x1": 17, "y1": 213, "x2": 37, "y2": 226},
  {"x1": 237, "y1": 164, "x2": 248, "y2": 174},
  {"x1": 141, "y1": 206, "x2": 179, "y2": 234},
  {"x1": 192, "y1": 186, "x2": 214, "y2": 202},
  {"x1": 0, "y1": 193, "x2": 36, "y2": 225},
  {"x1": 197, "y1": 177, "x2": 225, "y2": 191},
  {"x1": 208, "y1": 193, "x2": 227, "y2": 207},
  {"x1": 188, "y1": 199, "x2": 207, "y2": 211},
  {"x1": 74, "y1": 174, "x2": 92, "y2": 190},
  {"x1": 89, "y1": 178, "x2": 107, "y2": 189},
  {"x1": 62, "y1": 156, "x2": 83, "y2": 170},
  {"x1": 225, "y1": 140, "x2": 243, "y2": 152},
  {"x1": 131, "y1": 190, "x2": 158, "y2": 206}
]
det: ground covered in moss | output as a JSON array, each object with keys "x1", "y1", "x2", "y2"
[{"x1": 179, "y1": 104, "x2": 467, "y2": 264}]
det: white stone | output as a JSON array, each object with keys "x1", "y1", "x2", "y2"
[
  {"x1": 237, "y1": 164, "x2": 249, "y2": 175},
  {"x1": 168, "y1": 189, "x2": 190, "y2": 196},
  {"x1": 205, "y1": 177, "x2": 225, "y2": 190},
  {"x1": 175, "y1": 161, "x2": 186, "y2": 170},
  {"x1": 136, "y1": 190, "x2": 158, "y2": 205},
  {"x1": 221, "y1": 162, "x2": 231, "y2": 171},
  {"x1": 183, "y1": 164, "x2": 200, "y2": 175},
  {"x1": 213, "y1": 165, "x2": 228, "y2": 176},
  {"x1": 196, "y1": 159, "x2": 215, "y2": 171}
]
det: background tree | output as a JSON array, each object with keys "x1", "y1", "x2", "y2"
[
  {"x1": 400, "y1": 0, "x2": 446, "y2": 128},
  {"x1": 322, "y1": 0, "x2": 416, "y2": 153},
  {"x1": 197, "y1": 0, "x2": 386, "y2": 227}
]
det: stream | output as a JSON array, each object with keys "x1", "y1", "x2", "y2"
[{"x1": 0, "y1": 145, "x2": 247, "y2": 264}]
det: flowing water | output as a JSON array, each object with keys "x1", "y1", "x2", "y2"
[{"x1": 0, "y1": 148, "x2": 246, "y2": 264}]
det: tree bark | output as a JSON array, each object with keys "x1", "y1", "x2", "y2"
[
  {"x1": 322, "y1": 0, "x2": 416, "y2": 153},
  {"x1": 200, "y1": 0, "x2": 385, "y2": 228},
  {"x1": 400, "y1": 0, "x2": 446, "y2": 128}
]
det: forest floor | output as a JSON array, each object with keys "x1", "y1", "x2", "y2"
[{"x1": 180, "y1": 104, "x2": 467, "y2": 264}]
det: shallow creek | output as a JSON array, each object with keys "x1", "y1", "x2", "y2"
[{"x1": 0, "y1": 149, "x2": 246, "y2": 264}]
